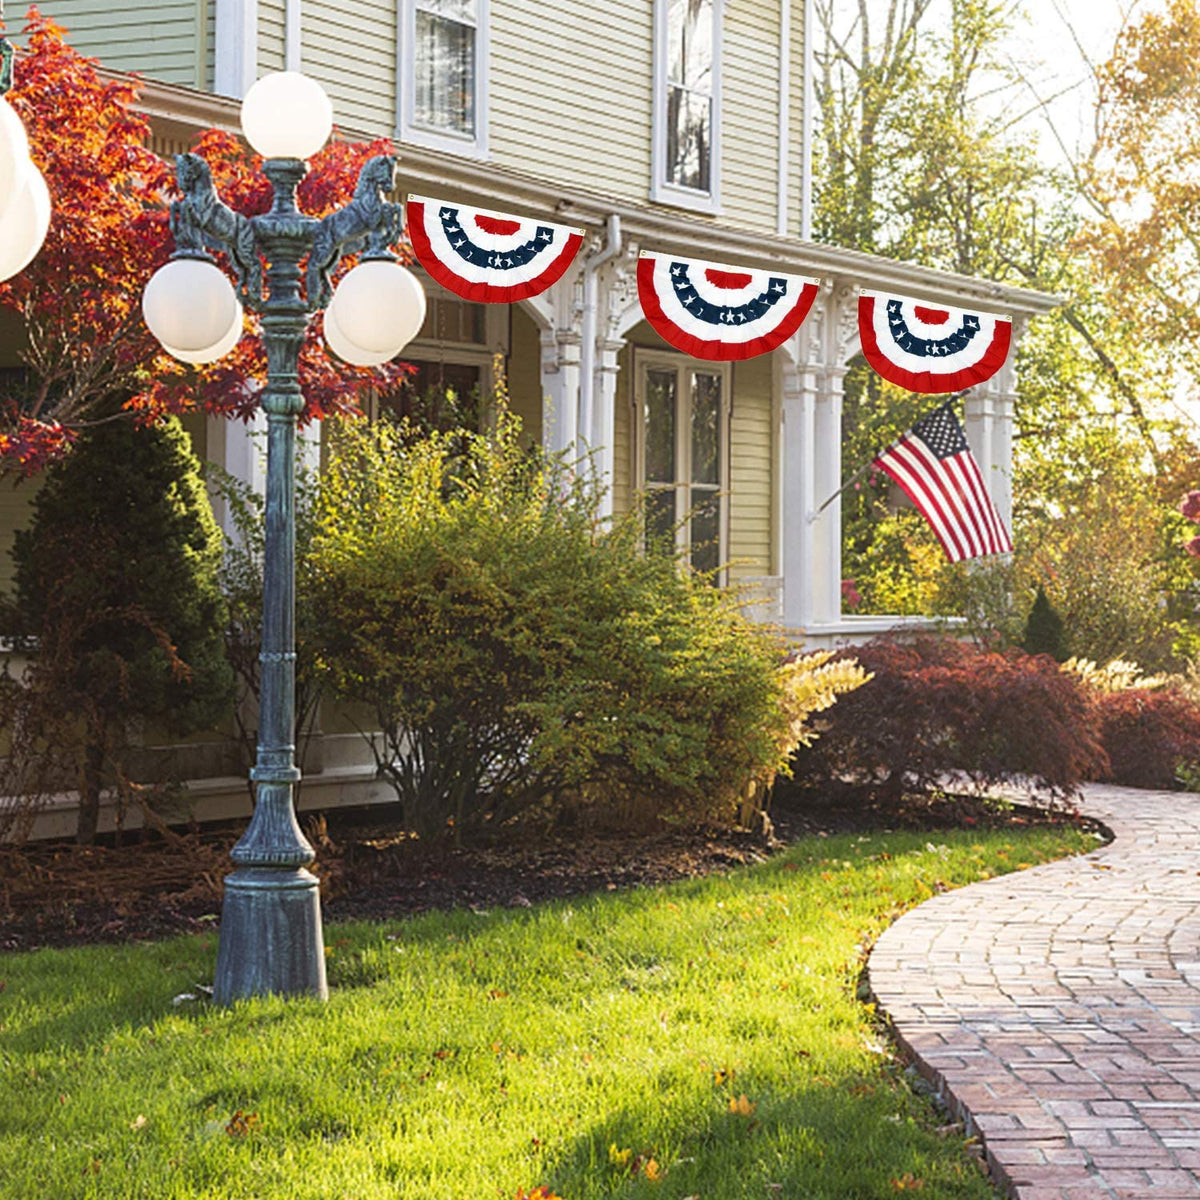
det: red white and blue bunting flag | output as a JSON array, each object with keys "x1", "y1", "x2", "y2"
[
  {"x1": 405, "y1": 195, "x2": 585, "y2": 303},
  {"x1": 637, "y1": 251, "x2": 820, "y2": 361},
  {"x1": 858, "y1": 291, "x2": 1011, "y2": 393}
]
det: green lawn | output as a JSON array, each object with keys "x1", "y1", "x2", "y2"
[{"x1": 0, "y1": 825, "x2": 1096, "y2": 1199}]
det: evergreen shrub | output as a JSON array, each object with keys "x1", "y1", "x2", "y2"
[
  {"x1": 309, "y1": 414, "x2": 862, "y2": 839},
  {"x1": 5, "y1": 414, "x2": 234, "y2": 842},
  {"x1": 789, "y1": 636, "x2": 1107, "y2": 802}
]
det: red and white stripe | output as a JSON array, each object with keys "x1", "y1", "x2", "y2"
[{"x1": 874, "y1": 436, "x2": 1012, "y2": 563}]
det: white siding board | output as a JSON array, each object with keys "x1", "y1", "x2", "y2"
[
  {"x1": 305, "y1": 0, "x2": 395, "y2": 137},
  {"x1": 42, "y1": 0, "x2": 202, "y2": 86},
  {"x1": 490, "y1": 1, "x2": 652, "y2": 201},
  {"x1": 259, "y1": 0, "x2": 287, "y2": 72}
]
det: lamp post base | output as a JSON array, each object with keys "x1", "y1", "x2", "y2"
[{"x1": 212, "y1": 867, "x2": 328, "y2": 1004}]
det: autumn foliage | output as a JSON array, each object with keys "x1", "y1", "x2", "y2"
[
  {"x1": 790, "y1": 637, "x2": 1108, "y2": 801},
  {"x1": 0, "y1": 9, "x2": 410, "y2": 473}
]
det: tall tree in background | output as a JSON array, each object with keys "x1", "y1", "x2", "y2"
[{"x1": 815, "y1": 0, "x2": 1197, "y2": 667}]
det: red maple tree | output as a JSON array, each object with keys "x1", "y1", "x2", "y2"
[{"x1": 0, "y1": 9, "x2": 411, "y2": 473}]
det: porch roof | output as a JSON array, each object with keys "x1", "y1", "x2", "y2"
[{"x1": 126, "y1": 71, "x2": 1062, "y2": 319}]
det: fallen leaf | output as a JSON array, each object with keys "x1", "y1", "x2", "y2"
[
  {"x1": 129, "y1": 1114, "x2": 147, "y2": 1131},
  {"x1": 891, "y1": 1173, "x2": 925, "y2": 1191},
  {"x1": 224, "y1": 1110, "x2": 259, "y2": 1137},
  {"x1": 729, "y1": 1094, "x2": 757, "y2": 1117}
]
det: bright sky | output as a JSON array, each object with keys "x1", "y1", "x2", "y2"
[{"x1": 1000, "y1": 0, "x2": 1142, "y2": 165}]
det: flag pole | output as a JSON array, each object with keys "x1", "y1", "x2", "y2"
[{"x1": 807, "y1": 391, "x2": 969, "y2": 524}]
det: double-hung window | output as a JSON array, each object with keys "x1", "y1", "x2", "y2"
[
  {"x1": 652, "y1": 0, "x2": 722, "y2": 213},
  {"x1": 637, "y1": 352, "x2": 730, "y2": 577},
  {"x1": 398, "y1": 0, "x2": 489, "y2": 157}
]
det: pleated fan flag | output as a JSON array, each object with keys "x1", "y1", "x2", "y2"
[
  {"x1": 637, "y1": 251, "x2": 819, "y2": 361},
  {"x1": 859, "y1": 291, "x2": 1011, "y2": 393},
  {"x1": 406, "y1": 195, "x2": 585, "y2": 302},
  {"x1": 872, "y1": 400, "x2": 1012, "y2": 563}
]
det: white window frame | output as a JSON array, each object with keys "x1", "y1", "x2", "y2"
[
  {"x1": 651, "y1": 0, "x2": 723, "y2": 215},
  {"x1": 372, "y1": 269, "x2": 508, "y2": 423},
  {"x1": 634, "y1": 349, "x2": 731, "y2": 580},
  {"x1": 397, "y1": 0, "x2": 490, "y2": 160}
]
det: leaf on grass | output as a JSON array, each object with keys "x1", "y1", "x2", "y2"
[
  {"x1": 514, "y1": 1189, "x2": 562, "y2": 1200},
  {"x1": 489, "y1": 989, "x2": 510, "y2": 1000},
  {"x1": 891, "y1": 1173, "x2": 925, "y2": 1190},
  {"x1": 225, "y1": 1109, "x2": 260, "y2": 1137},
  {"x1": 129, "y1": 1114, "x2": 147, "y2": 1131},
  {"x1": 608, "y1": 1144, "x2": 632, "y2": 1168},
  {"x1": 728, "y1": 1094, "x2": 757, "y2": 1117},
  {"x1": 713, "y1": 1067, "x2": 735, "y2": 1086}
]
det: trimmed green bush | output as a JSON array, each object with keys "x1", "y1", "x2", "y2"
[
  {"x1": 309, "y1": 413, "x2": 806, "y2": 838},
  {"x1": 1023, "y1": 584, "x2": 1068, "y2": 661},
  {"x1": 8, "y1": 413, "x2": 234, "y2": 842}
]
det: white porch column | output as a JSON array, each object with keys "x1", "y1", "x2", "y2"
[
  {"x1": 215, "y1": 0, "x2": 258, "y2": 98},
  {"x1": 779, "y1": 351, "x2": 814, "y2": 632},
  {"x1": 540, "y1": 327, "x2": 580, "y2": 459},
  {"x1": 779, "y1": 282, "x2": 856, "y2": 635},
  {"x1": 206, "y1": 410, "x2": 268, "y2": 541},
  {"x1": 592, "y1": 337, "x2": 623, "y2": 519}
]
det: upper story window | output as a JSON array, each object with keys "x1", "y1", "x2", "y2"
[
  {"x1": 652, "y1": 0, "x2": 722, "y2": 214},
  {"x1": 398, "y1": 0, "x2": 490, "y2": 158}
]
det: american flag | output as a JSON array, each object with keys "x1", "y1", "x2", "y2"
[{"x1": 873, "y1": 401, "x2": 1012, "y2": 562}]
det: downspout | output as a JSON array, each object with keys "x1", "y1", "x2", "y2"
[
  {"x1": 800, "y1": 0, "x2": 815, "y2": 240},
  {"x1": 285, "y1": 0, "x2": 301, "y2": 71},
  {"x1": 577, "y1": 213, "x2": 623, "y2": 464},
  {"x1": 776, "y1": 0, "x2": 790, "y2": 237}
]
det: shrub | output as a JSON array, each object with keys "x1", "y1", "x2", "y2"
[
  {"x1": 309, "y1": 412, "x2": 857, "y2": 839},
  {"x1": 1023, "y1": 584, "x2": 1068, "y2": 661},
  {"x1": 1062, "y1": 656, "x2": 1168, "y2": 693},
  {"x1": 1092, "y1": 688, "x2": 1200, "y2": 789},
  {"x1": 5, "y1": 413, "x2": 234, "y2": 843},
  {"x1": 790, "y1": 636, "x2": 1107, "y2": 802}
]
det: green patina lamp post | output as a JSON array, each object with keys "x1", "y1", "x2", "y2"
[{"x1": 142, "y1": 72, "x2": 425, "y2": 1004}]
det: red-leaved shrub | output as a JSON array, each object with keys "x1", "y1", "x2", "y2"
[
  {"x1": 790, "y1": 637, "x2": 1107, "y2": 801},
  {"x1": 1093, "y1": 689, "x2": 1200, "y2": 789}
]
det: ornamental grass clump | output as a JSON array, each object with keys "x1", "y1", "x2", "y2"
[{"x1": 310, "y1": 410, "x2": 851, "y2": 839}]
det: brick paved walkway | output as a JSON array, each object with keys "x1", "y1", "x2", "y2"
[{"x1": 868, "y1": 784, "x2": 1200, "y2": 1199}]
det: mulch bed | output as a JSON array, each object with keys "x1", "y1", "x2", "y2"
[{"x1": 0, "y1": 789, "x2": 1095, "y2": 954}]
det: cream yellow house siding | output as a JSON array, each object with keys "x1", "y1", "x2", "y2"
[
  {"x1": 721, "y1": 0, "x2": 782, "y2": 234},
  {"x1": 303, "y1": 0, "x2": 396, "y2": 138},
  {"x1": 489, "y1": 3, "x2": 653, "y2": 203},
  {"x1": 727, "y1": 352, "x2": 774, "y2": 580},
  {"x1": 41, "y1": 0, "x2": 207, "y2": 88},
  {"x1": 258, "y1": 0, "x2": 287, "y2": 73},
  {"x1": 508, "y1": 305, "x2": 543, "y2": 444}
]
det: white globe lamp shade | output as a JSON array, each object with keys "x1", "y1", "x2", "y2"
[
  {"x1": 142, "y1": 259, "x2": 241, "y2": 353},
  {"x1": 327, "y1": 260, "x2": 426, "y2": 355},
  {"x1": 160, "y1": 302, "x2": 245, "y2": 365},
  {"x1": 0, "y1": 164, "x2": 51, "y2": 283},
  {"x1": 241, "y1": 72, "x2": 334, "y2": 160},
  {"x1": 323, "y1": 301, "x2": 395, "y2": 367},
  {"x1": 0, "y1": 96, "x2": 31, "y2": 222}
]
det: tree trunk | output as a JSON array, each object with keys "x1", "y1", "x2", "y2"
[{"x1": 76, "y1": 723, "x2": 106, "y2": 845}]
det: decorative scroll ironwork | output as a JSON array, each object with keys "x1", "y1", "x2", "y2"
[{"x1": 305, "y1": 154, "x2": 402, "y2": 310}]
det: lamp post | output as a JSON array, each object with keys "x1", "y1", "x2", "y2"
[{"x1": 143, "y1": 72, "x2": 425, "y2": 1003}]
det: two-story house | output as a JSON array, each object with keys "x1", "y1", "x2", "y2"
[{"x1": 10, "y1": 0, "x2": 1059, "y2": 835}]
